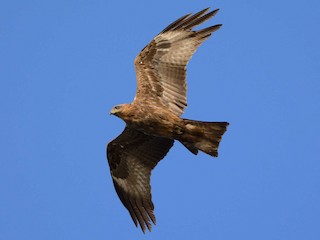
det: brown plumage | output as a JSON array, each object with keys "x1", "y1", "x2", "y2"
[{"x1": 107, "y1": 7, "x2": 229, "y2": 233}]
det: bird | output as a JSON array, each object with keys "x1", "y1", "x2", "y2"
[{"x1": 107, "y1": 7, "x2": 229, "y2": 233}]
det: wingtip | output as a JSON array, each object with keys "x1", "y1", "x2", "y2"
[
  {"x1": 139, "y1": 221, "x2": 153, "y2": 234},
  {"x1": 211, "y1": 24, "x2": 223, "y2": 32},
  {"x1": 207, "y1": 8, "x2": 220, "y2": 19},
  {"x1": 215, "y1": 23, "x2": 223, "y2": 29},
  {"x1": 146, "y1": 223, "x2": 153, "y2": 233},
  {"x1": 197, "y1": 7, "x2": 211, "y2": 15}
]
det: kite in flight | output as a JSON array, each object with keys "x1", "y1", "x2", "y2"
[{"x1": 107, "y1": 7, "x2": 229, "y2": 232}]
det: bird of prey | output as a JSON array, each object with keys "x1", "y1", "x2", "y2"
[{"x1": 107, "y1": 7, "x2": 229, "y2": 233}]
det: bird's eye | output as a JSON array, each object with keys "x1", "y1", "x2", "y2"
[{"x1": 114, "y1": 105, "x2": 120, "y2": 110}]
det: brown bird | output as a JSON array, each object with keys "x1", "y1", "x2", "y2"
[{"x1": 107, "y1": 7, "x2": 229, "y2": 233}]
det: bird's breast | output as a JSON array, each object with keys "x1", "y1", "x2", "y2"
[{"x1": 123, "y1": 106, "x2": 183, "y2": 139}]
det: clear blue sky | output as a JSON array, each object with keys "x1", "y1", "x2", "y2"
[{"x1": 1, "y1": 0, "x2": 320, "y2": 239}]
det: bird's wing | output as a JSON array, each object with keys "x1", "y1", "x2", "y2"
[
  {"x1": 134, "y1": 8, "x2": 221, "y2": 116},
  {"x1": 107, "y1": 127, "x2": 174, "y2": 232}
]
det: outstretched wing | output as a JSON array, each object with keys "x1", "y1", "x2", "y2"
[
  {"x1": 134, "y1": 8, "x2": 222, "y2": 116},
  {"x1": 107, "y1": 127, "x2": 174, "y2": 232}
]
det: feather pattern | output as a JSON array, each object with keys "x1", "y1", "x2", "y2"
[
  {"x1": 107, "y1": 128, "x2": 174, "y2": 232},
  {"x1": 134, "y1": 8, "x2": 222, "y2": 116}
]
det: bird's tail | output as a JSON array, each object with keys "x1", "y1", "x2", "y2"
[{"x1": 179, "y1": 119, "x2": 229, "y2": 157}]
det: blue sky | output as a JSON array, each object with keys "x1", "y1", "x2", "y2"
[{"x1": 1, "y1": 0, "x2": 320, "y2": 239}]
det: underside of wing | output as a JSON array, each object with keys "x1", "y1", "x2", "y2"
[
  {"x1": 107, "y1": 127, "x2": 174, "y2": 232},
  {"x1": 134, "y1": 8, "x2": 222, "y2": 116}
]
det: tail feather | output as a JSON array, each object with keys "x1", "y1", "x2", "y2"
[{"x1": 180, "y1": 119, "x2": 229, "y2": 157}]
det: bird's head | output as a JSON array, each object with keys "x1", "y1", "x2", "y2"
[{"x1": 110, "y1": 104, "x2": 126, "y2": 118}]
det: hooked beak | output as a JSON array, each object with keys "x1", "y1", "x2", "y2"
[{"x1": 110, "y1": 108, "x2": 117, "y2": 115}]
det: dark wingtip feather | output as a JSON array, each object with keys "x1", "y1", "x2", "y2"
[
  {"x1": 129, "y1": 198, "x2": 146, "y2": 233},
  {"x1": 143, "y1": 199, "x2": 157, "y2": 225},
  {"x1": 196, "y1": 24, "x2": 223, "y2": 37},
  {"x1": 172, "y1": 8, "x2": 210, "y2": 31},
  {"x1": 212, "y1": 8, "x2": 220, "y2": 16},
  {"x1": 184, "y1": 8, "x2": 220, "y2": 30},
  {"x1": 161, "y1": 13, "x2": 192, "y2": 33},
  {"x1": 161, "y1": 7, "x2": 221, "y2": 33}
]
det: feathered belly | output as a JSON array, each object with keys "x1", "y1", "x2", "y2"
[{"x1": 125, "y1": 110, "x2": 184, "y2": 139}]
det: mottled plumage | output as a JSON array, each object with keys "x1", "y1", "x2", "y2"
[{"x1": 107, "y1": 7, "x2": 229, "y2": 233}]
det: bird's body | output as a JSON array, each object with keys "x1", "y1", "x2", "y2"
[
  {"x1": 107, "y1": 7, "x2": 229, "y2": 232},
  {"x1": 112, "y1": 103, "x2": 183, "y2": 139}
]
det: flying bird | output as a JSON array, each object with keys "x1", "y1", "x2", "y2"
[{"x1": 107, "y1": 7, "x2": 229, "y2": 233}]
